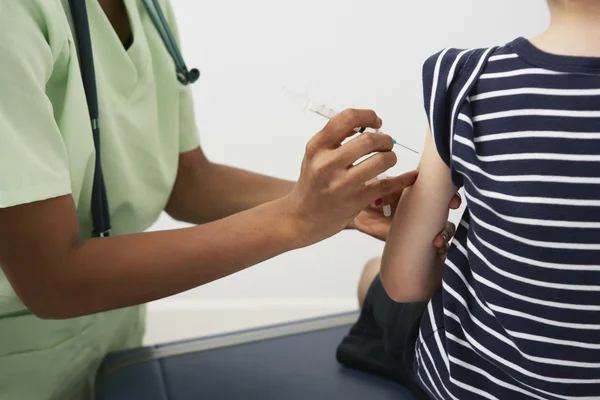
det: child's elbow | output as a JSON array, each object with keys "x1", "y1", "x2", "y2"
[
  {"x1": 380, "y1": 267, "x2": 421, "y2": 304},
  {"x1": 382, "y1": 280, "x2": 430, "y2": 303},
  {"x1": 380, "y1": 260, "x2": 435, "y2": 303}
]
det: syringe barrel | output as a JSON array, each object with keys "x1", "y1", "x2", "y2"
[{"x1": 307, "y1": 101, "x2": 338, "y2": 120}]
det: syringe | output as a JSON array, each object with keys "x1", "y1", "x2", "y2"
[{"x1": 282, "y1": 87, "x2": 419, "y2": 154}]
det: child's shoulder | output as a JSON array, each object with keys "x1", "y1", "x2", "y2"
[
  {"x1": 420, "y1": 41, "x2": 518, "y2": 117},
  {"x1": 421, "y1": 40, "x2": 523, "y2": 95},
  {"x1": 420, "y1": 42, "x2": 515, "y2": 174},
  {"x1": 421, "y1": 44, "x2": 512, "y2": 88}
]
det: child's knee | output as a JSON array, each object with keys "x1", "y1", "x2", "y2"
[{"x1": 358, "y1": 258, "x2": 381, "y2": 308}]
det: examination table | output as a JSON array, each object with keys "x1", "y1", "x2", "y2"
[{"x1": 96, "y1": 312, "x2": 418, "y2": 399}]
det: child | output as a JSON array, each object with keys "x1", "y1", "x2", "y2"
[{"x1": 339, "y1": 1, "x2": 600, "y2": 398}]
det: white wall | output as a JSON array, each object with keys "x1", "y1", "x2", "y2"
[{"x1": 146, "y1": 0, "x2": 549, "y2": 343}]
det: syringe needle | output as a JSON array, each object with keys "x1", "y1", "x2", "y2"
[{"x1": 393, "y1": 141, "x2": 420, "y2": 154}]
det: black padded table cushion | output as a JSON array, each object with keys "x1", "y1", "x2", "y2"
[{"x1": 96, "y1": 313, "x2": 418, "y2": 400}]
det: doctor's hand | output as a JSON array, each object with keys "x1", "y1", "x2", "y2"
[{"x1": 284, "y1": 109, "x2": 407, "y2": 248}]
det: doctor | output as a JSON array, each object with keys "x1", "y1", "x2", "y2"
[{"x1": 0, "y1": 0, "x2": 458, "y2": 398}]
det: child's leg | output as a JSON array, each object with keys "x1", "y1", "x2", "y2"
[
  {"x1": 338, "y1": 261, "x2": 430, "y2": 399},
  {"x1": 358, "y1": 257, "x2": 382, "y2": 309}
]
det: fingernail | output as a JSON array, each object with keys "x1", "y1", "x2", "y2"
[
  {"x1": 383, "y1": 204, "x2": 392, "y2": 217},
  {"x1": 378, "y1": 118, "x2": 383, "y2": 126},
  {"x1": 375, "y1": 198, "x2": 383, "y2": 207},
  {"x1": 441, "y1": 231, "x2": 450, "y2": 242}
]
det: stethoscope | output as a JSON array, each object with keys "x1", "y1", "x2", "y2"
[{"x1": 68, "y1": 0, "x2": 199, "y2": 237}]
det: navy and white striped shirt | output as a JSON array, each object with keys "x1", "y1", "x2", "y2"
[{"x1": 416, "y1": 37, "x2": 600, "y2": 399}]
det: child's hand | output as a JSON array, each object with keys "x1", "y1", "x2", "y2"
[
  {"x1": 432, "y1": 192, "x2": 461, "y2": 255},
  {"x1": 433, "y1": 221, "x2": 457, "y2": 255}
]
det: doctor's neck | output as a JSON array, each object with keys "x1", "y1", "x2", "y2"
[
  {"x1": 534, "y1": 0, "x2": 600, "y2": 57},
  {"x1": 98, "y1": 0, "x2": 123, "y2": 7}
]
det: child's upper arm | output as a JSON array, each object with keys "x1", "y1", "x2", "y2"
[
  {"x1": 380, "y1": 47, "x2": 476, "y2": 301},
  {"x1": 412, "y1": 129, "x2": 460, "y2": 231},
  {"x1": 381, "y1": 130, "x2": 458, "y2": 302},
  {"x1": 417, "y1": 130, "x2": 459, "y2": 206},
  {"x1": 394, "y1": 126, "x2": 458, "y2": 251},
  {"x1": 392, "y1": 127, "x2": 459, "y2": 250}
]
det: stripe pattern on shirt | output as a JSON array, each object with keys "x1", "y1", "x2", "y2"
[{"x1": 416, "y1": 39, "x2": 600, "y2": 399}]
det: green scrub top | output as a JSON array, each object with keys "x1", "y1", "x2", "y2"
[{"x1": 0, "y1": 0, "x2": 200, "y2": 398}]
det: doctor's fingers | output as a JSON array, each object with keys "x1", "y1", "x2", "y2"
[
  {"x1": 337, "y1": 132, "x2": 394, "y2": 167},
  {"x1": 309, "y1": 109, "x2": 383, "y2": 150},
  {"x1": 360, "y1": 170, "x2": 418, "y2": 205}
]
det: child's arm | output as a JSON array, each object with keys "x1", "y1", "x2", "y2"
[{"x1": 380, "y1": 129, "x2": 459, "y2": 303}]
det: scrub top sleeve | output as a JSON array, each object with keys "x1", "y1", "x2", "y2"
[
  {"x1": 0, "y1": 5, "x2": 72, "y2": 208},
  {"x1": 178, "y1": 87, "x2": 201, "y2": 153},
  {"x1": 162, "y1": 0, "x2": 201, "y2": 153}
]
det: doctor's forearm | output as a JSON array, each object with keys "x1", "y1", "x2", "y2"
[
  {"x1": 188, "y1": 162, "x2": 295, "y2": 222},
  {"x1": 166, "y1": 147, "x2": 295, "y2": 224},
  {"x1": 2, "y1": 196, "x2": 302, "y2": 319}
]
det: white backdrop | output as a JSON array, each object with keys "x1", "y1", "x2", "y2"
[{"x1": 146, "y1": 0, "x2": 549, "y2": 340}]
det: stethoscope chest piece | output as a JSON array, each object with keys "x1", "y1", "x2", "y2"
[
  {"x1": 177, "y1": 68, "x2": 200, "y2": 85},
  {"x1": 141, "y1": 0, "x2": 200, "y2": 86}
]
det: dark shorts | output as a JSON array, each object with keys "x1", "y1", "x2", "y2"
[{"x1": 336, "y1": 275, "x2": 430, "y2": 399}]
